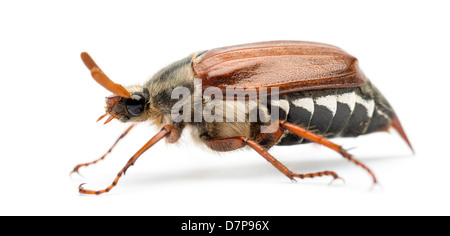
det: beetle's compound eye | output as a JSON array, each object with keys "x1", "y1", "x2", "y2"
[{"x1": 126, "y1": 94, "x2": 145, "y2": 117}]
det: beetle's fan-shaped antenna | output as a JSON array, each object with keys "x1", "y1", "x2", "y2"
[{"x1": 80, "y1": 52, "x2": 131, "y2": 98}]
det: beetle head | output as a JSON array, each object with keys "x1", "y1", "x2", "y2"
[
  {"x1": 99, "y1": 87, "x2": 151, "y2": 123},
  {"x1": 81, "y1": 52, "x2": 151, "y2": 124}
]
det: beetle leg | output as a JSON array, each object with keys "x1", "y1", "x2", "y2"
[
  {"x1": 203, "y1": 135, "x2": 341, "y2": 182},
  {"x1": 240, "y1": 137, "x2": 342, "y2": 182},
  {"x1": 70, "y1": 124, "x2": 136, "y2": 176},
  {"x1": 280, "y1": 121, "x2": 377, "y2": 184},
  {"x1": 78, "y1": 125, "x2": 172, "y2": 195}
]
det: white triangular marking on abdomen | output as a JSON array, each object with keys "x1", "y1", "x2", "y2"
[
  {"x1": 336, "y1": 91, "x2": 356, "y2": 113},
  {"x1": 355, "y1": 95, "x2": 375, "y2": 118},
  {"x1": 292, "y1": 97, "x2": 314, "y2": 114},
  {"x1": 314, "y1": 95, "x2": 337, "y2": 117}
]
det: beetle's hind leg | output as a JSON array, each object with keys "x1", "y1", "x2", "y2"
[{"x1": 70, "y1": 124, "x2": 135, "y2": 176}]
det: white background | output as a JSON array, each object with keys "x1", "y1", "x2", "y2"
[{"x1": 1, "y1": 0, "x2": 449, "y2": 216}]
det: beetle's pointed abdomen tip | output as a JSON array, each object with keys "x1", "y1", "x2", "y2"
[{"x1": 391, "y1": 114, "x2": 415, "y2": 155}]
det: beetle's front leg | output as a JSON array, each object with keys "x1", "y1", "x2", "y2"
[
  {"x1": 78, "y1": 125, "x2": 172, "y2": 195},
  {"x1": 71, "y1": 124, "x2": 136, "y2": 176}
]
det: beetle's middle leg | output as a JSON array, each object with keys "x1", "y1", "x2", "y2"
[
  {"x1": 242, "y1": 137, "x2": 342, "y2": 181},
  {"x1": 280, "y1": 121, "x2": 377, "y2": 184},
  {"x1": 203, "y1": 136, "x2": 342, "y2": 182}
]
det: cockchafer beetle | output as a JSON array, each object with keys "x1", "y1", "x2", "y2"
[{"x1": 72, "y1": 41, "x2": 413, "y2": 194}]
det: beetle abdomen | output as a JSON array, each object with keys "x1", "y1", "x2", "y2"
[{"x1": 276, "y1": 81, "x2": 393, "y2": 146}]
